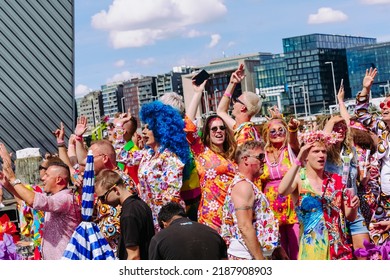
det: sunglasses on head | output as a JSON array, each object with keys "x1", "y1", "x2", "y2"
[
  {"x1": 380, "y1": 100, "x2": 390, "y2": 109},
  {"x1": 269, "y1": 127, "x2": 286, "y2": 138},
  {"x1": 210, "y1": 125, "x2": 226, "y2": 132}
]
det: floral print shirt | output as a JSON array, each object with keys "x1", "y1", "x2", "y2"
[
  {"x1": 233, "y1": 122, "x2": 260, "y2": 146},
  {"x1": 221, "y1": 173, "x2": 279, "y2": 258},
  {"x1": 114, "y1": 127, "x2": 185, "y2": 232},
  {"x1": 185, "y1": 118, "x2": 236, "y2": 233}
]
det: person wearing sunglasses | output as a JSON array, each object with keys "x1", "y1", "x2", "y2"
[
  {"x1": 185, "y1": 79, "x2": 237, "y2": 233},
  {"x1": 217, "y1": 63, "x2": 262, "y2": 146},
  {"x1": 221, "y1": 140, "x2": 279, "y2": 260},
  {"x1": 259, "y1": 115, "x2": 301, "y2": 260},
  {"x1": 95, "y1": 169, "x2": 154, "y2": 260}
]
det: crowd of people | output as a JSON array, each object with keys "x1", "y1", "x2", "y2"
[{"x1": 0, "y1": 64, "x2": 390, "y2": 260}]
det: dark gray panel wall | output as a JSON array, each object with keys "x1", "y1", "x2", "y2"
[{"x1": 0, "y1": 0, "x2": 74, "y2": 155}]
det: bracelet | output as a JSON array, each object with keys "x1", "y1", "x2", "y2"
[
  {"x1": 75, "y1": 135, "x2": 83, "y2": 142},
  {"x1": 288, "y1": 127, "x2": 298, "y2": 133},
  {"x1": 57, "y1": 140, "x2": 65, "y2": 145},
  {"x1": 339, "y1": 101, "x2": 344, "y2": 105},
  {"x1": 57, "y1": 142, "x2": 66, "y2": 148},
  {"x1": 293, "y1": 158, "x2": 302, "y2": 167},
  {"x1": 224, "y1": 92, "x2": 232, "y2": 98}
]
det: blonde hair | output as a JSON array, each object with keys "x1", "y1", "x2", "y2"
[
  {"x1": 242, "y1": 91, "x2": 262, "y2": 117},
  {"x1": 262, "y1": 118, "x2": 289, "y2": 152},
  {"x1": 159, "y1": 92, "x2": 185, "y2": 117}
]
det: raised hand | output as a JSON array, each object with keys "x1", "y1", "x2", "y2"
[
  {"x1": 230, "y1": 63, "x2": 245, "y2": 84},
  {"x1": 362, "y1": 67, "x2": 378, "y2": 89},
  {"x1": 337, "y1": 82, "x2": 345, "y2": 103},
  {"x1": 288, "y1": 117, "x2": 300, "y2": 132},
  {"x1": 0, "y1": 143, "x2": 15, "y2": 182},
  {"x1": 53, "y1": 122, "x2": 65, "y2": 142},
  {"x1": 75, "y1": 115, "x2": 88, "y2": 137},
  {"x1": 192, "y1": 79, "x2": 208, "y2": 94}
]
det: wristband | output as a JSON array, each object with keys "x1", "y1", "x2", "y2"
[
  {"x1": 339, "y1": 101, "x2": 344, "y2": 105},
  {"x1": 294, "y1": 158, "x2": 302, "y2": 167},
  {"x1": 288, "y1": 127, "x2": 298, "y2": 133},
  {"x1": 57, "y1": 142, "x2": 66, "y2": 148},
  {"x1": 75, "y1": 135, "x2": 83, "y2": 142},
  {"x1": 57, "y1": 139, "x2": 65, "y2": 145},
  {"x1": 224, "y1": 92, "x2": 232, "y2": 98}
]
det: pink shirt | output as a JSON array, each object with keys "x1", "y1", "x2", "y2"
[{"x1": 33, "y1": 188, "x2": 81, "y2": 260}]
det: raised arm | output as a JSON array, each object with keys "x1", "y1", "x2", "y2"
[
  {"x1": 186, "y1": 79, "x2": 208, "y2": 121},
  {"x1": 0, "y1": 143, "x2": 35, "y2": 206},
  {"x1": 287, "y1": 117, "x2": 300, "y2": 155},
  {"x1": 337, "y1": 82, "x2": 351, "y2": 124},
  {"x1": 279, "y1": 142, "x2": 314, "y2": 199},
  {"x1": 217, "y1": 63, "x2": 245, "y2": 130},
  {"x1": 53, "y1": 122, "x2": 73, "y2": 168},
  {"x1": 231, "y1": 180, "x2": 264, "y2": 260},
  {"x1": 74, "y1": 115, "x2": 88, "y2": 166}
]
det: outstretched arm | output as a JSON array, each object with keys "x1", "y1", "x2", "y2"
[
  {"x1": 337, "y1": 82, "x2": 351, "y2": 124},
  {"x1": 217, "y1": 63, "x2": 245, "y2": 130},
  {"x1": 74, "y1": 115, "x2": 88, "y2": 166},
  {"x1": 186, "y1": 79, "x2": 208, "y2": 121}
]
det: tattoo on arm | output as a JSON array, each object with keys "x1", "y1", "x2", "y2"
[{"x1": 234, "y1": 206, "x2": 252, "y2": 211}]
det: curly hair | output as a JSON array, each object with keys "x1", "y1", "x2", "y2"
[
  {"x1": 202, "y1": 114, "x2": 236, "y2": 160},
  {"x1": 140, "y1": 101, "x2": 191, "y2": 167}
]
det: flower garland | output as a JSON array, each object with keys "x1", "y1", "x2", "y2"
[{"x1": 299, "y1": 130, "x2": 341, "y2": 145}]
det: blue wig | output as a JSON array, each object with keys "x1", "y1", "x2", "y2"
[{"x1": 140, "y1": 101, "x2": 191, "y2": 167}]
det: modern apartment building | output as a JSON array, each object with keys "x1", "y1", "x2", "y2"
[
  {"x1": 77, "y1": 90, "x2": 103, "y2": 133},
  {"x1": 347, "y1": 41, "x2": 390, "y2": 98},
  {"x1": 156, "y1": 66, "x2": 192, "y2": 98},
  {"x1": 0, "y1": 0, "x2": 75, "y2": 154},
  {"x1": 101, "y1": 82, "x2": 124, "y2": 117},
  {"x1": 255, "y1": 34, "x2": 377, "y2": 117}
]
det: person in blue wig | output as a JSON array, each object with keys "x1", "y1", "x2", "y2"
[{"x1": 114, "y1": 101, "x2": 191, "y2": 232}]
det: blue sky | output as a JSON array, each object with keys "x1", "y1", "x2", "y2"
[{"x1": 74, "y1": 0, "x2": 390, "y2": 97}]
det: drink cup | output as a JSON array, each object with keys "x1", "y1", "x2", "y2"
[{"x1": 345, "y1": 188, "x2": 355, "y2": 207}]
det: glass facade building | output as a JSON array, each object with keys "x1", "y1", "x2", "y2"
[
  {"x1": 347, "y1": 42, "x2": 390, "y2": 98},
  {"x1": 255, "y1": 34, "x2": 376, "y2": 117}
]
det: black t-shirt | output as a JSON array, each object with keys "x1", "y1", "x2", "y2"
[
  {"x1": 117, "y1": 194, "x2": 154, "y2": 260},
  {"x1": 148, "y1": 217, "x2": 227, "y2": 260}
]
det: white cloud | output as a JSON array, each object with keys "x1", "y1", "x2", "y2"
[
  {"x1": 208, "y1": 34, "x2": 221, "y2": 48},
  {"x1": 361, "y1": 0, "x2": 390, "y2": 4},
  {"x1": 107, "y1": 71, "x2": 141, "y2": 84},
  {"x1": 75, "y1": 84, "x2": 92, "y2": 97},
  {"x1": 114, "y1": 59, "x2": 125, "y2": 67},
  {"x1": 185, "y1": 29, "x2": 202, "y2": 38},
  {"x1": 136, "y1": 57, "x2": 156, "y2": 66},
  {"x1": 227, "y1": 41, "x2": 236, "y2": 48},
  {"x1": 91, "y1": 0, "x2": 227, "y2": 48},
  {"x1": 308, "y1": 7, "x2": 348, "y2": 24}
]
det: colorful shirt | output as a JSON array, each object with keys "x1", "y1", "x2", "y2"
[
  {"x1": 297, "y1": 169, "x2": 352, "y2": 260},
  {"x1": 233, "y1": 122, "x2": 260, "y2": 146},
  {"x1": 95, "y1": 169, "x2": 136, "y2": 252},
  {"x1": 185, "y1": 118, "x2": 236, "y2": 232},
  {"x1": 221, "y1": 173, "x2": 279, "y2": 259},
  {"x1": 116, "y1": 144, "x2": 186, "y2": 232},
  {"x1": 261, "y1": 146, "x2": 298, "y2": 225},
  {"x1": 33, "y1": 188, "x2": 81, "y2": 260}
]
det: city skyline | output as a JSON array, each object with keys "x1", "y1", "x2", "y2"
[{"x1": 75, "y1": 0, "x2": 390, "y2": 97}]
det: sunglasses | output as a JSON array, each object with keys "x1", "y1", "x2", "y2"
[
  {"x1": 98, "y1": 184, "x2": 117, "y2": 202},
  {"x1": 232, "y1": 97, "x2": 246, "y2": 107},
  {"x1": 269, "y1": 127, "x2": 286, "y2": 138},
  {"x1": 380, "y1": 100, "x2": 390, "y2": 109},
  {"x1": 251, "y1": 153, "x2": 265, "y2": 162},
  {"x1": 210, "y1": 125, "x2": 226, "y2": 132},
  {"x1": 39, "y1": 165, "x2": 47, "y2": 171}
]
